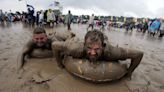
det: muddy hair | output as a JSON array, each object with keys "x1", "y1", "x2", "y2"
[
  {"x1": 84, "y1": 29, "x2": 105, "y2": 46},
  {"x1": 33, "y1": 27, "x2": 46, "y2": 34}
]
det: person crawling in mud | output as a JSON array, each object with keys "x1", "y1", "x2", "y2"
[
  {"x1": 52, "y1": 30, "x2": 144, "y2": 79},
  {"x1": 18, "y1": 27, "x2": 75, "y2": 69}
]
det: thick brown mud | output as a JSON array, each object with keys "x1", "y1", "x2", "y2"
[{"x1": 0, "y1": 22, "x2": 164, "y2": 92}]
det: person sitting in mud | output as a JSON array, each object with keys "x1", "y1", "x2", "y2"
[
  {"x1": 18, "y1": 27, "x2": 75, "y2": 69},
  {"x1": 52, "y1": 30, "x2": 144, "y2": 79}
]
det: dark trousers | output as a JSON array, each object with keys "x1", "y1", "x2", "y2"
[{"x1": 67, "y1": 23, "x2": 71, "y2": 30}]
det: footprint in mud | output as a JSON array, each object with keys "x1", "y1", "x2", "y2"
[
  {"x1": 6, "y1": 43, "x2": 10, "y2": 45},
  {"x1": 145, "y1": 69, "x2": 151, "y2": 73},
  {"x1": 1, "y1": 35, "x2": 5, "y2": 37},
  {"x1": 10, "y1": 37, "x2": 13, "y2": 39},
  {"x1": 31, "y1": 73, "x2": 45, "y2": 84},
  {"x1": 5, "y1": 47, "x2": 11, "y2": 50},
  {"x1": 149, "y1": 54, "x2": 161, "y2": 62},
  {"x1": 157, "y1": 58, "x2": 164, "y2": 63},
  {"x1": 160, "y1": 86, "x2": 164, "y2": 89},
  {"x1": 3, "y1": 57, "x2": 8, "y2": 61},
  {"x1": 153, "y1": 68, "x2": 160, "y2": 71},
  {"x1": 0, "y1": 51, "x2": 2, "y2": 54}
]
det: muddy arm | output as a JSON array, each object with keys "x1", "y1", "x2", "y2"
[
  {"x1": 125, "y1": 49, "x2": 144, "y2": 77},
  {"x1": 108, "y1": 45, "x2": 143, "y2": 77},
  {"x1": 52, "y1": 41, "x2": 67, "y2": 68},
  {"x1": 17, "y1": 40, "x2": 33, "y2": 70}
]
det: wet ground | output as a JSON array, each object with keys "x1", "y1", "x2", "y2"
[{"x1": 0, "y1": 22, "x2": 164, "y2": 92}]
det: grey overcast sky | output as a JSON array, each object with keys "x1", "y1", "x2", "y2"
[{"x1": 0, "y1": 0, "x2": 164, "y2": 18}]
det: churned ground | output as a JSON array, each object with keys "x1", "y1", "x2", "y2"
[{"x1": 0, "y1": 22, "x2": 164, "y2": 92}]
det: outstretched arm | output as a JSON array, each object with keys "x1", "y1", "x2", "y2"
[
  {"x1": 107, "y1": 45, "x2": 144, "y2": 77},
  {"x1": 125, "y1": 49, "x2": 143, "y2": 77}
]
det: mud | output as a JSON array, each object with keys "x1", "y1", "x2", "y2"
[{"x1": 0, "y1": 22, "x2": 164, "y2": 92}]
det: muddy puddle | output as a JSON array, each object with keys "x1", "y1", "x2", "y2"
[{"x1": 0, "y1": 22, "x2": 164, "y2": 92}]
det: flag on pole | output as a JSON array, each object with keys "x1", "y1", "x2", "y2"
[
  {"x1": 49, "y1": 1, "x2": 60, "y2": 7},
  {"x1": 49, "y1": 3, "x2": 54, "y2": 7},
  {"x1": 27, "y1": 4, "x2": 34, "y2": 10},
  {"x1": 54, "y1": 1, "x2": 59, "y2": 6}
]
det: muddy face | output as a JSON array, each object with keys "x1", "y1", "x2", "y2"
[
  {"x1": 84, "y1": 39, "x2": 104, "y2": 62},
  {"x1": 32, "y1": 33, "x2": 48, "y2": 47}
]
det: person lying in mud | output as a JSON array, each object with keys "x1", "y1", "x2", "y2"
[
  {"x1": 52, "y1": 30, "x2": 144, "y2": 79},
  {"x1": 18, "y1": 27, "x2": 75, "y2": 69}
]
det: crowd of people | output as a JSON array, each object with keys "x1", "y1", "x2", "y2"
[
  {"x1": 22, "y1": 8, "x2": 65, "y2": 28},
  {"x1": 124, "y1": 19, "x2": 163, "y2": 38},
  {"x1": 1, "y1": 8, "x2": 164, "y2": 37},
  {"x1": 21, "y1": 8, "x2": 74, "y2": 30},
  {"x1": 0, "y1": 8, "x2": 73, "y2": 29},
  {"x1": 0, "y1": 9, "x2": 16, "y2": 24},
  {"x1": 122, "y1": 19, "x2": 164, "y2": 37}
]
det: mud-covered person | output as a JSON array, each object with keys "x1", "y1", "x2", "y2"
[
  {"x1": 52, "y1": 30, "x2": 144, "y2": 79},
  {"x1": 17, "y1": 27, "x2": 75, "y2": 69}
]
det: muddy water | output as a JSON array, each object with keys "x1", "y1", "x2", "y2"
[
  {"x1": 19, "y1": 58, "x2": 129, "y2": 92},
  {"x1": 0, "y1": 22, "x2": 164, "y2": 92}
]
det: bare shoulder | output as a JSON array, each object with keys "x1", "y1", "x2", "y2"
[{"x1": 104, "y1": 44, "x2": 128, "y2": 60}]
